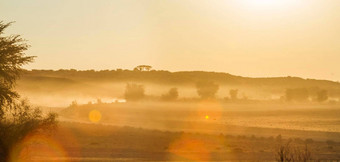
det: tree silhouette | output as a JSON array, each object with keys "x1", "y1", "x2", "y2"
[
  {"x1": 124, "y1": 83, "x2": 145, "y2": 101},
  {"x1": 196, "y1": 81, "x2": 219, "y2": 99},
  {"x1": 229, "y1": 89, "x2": 238, "y2": 100},
  {"x1": 161, "y1": 88, "x2": 178, "y2": 101},
  {"x1": 0, "y1": 22, "x2": 34, "y2": 107},
  {"x1": 285, "y1": 88, "x2": 309, "y2": 102},
  {"x1": 316, "y1": 89, "x2": 328, "y2": 102},
  {"x1": 133, "y1": 65, "x2": 152, "y2": 71},
  {"x1": 0, "y1": 21, "x2": 57, "y2": 161}
]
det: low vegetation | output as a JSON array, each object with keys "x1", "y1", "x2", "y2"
[{"x1": 276, "y1": 141, "x2": 311, "y2": 162}]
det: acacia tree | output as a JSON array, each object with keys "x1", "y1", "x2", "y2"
[
  {"x1": 0, "y1": 22, "x2": 33, "y2": 109},
  {"x1": 133, "y1": 65, "x2": 152, "y2": 71},
  {"x1": 0, "y1": 21, "x2": 57, "y2": 161}
]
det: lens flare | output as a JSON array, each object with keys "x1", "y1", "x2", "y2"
[
  {"x1": 168, "y1": 134, "x2": 210, "y2": 161},
  {"x1": 89, "y1": 109, "x2": 102, "y2": 123},
  {"x1": 9, "y1": 134, "x2": 68, "y2": 162},
  {"x1": 196, "y1": 100, "x2": 223, "y2": 121}
]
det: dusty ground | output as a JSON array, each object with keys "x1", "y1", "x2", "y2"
[
  {"x1": 12, "y1": 122, "x2": 340, "y2": 161},
  {"x1": 58, "y1": 102, "x2": 340, "y2": 140},
  {"x1": 11, "y1": 102, "x2": 340, "y2": 161},
  {"x1": 11, "y1": 121, "x2": 340, "y2": 161}
]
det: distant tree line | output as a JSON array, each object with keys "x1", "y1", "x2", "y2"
[
  {"x1": 122, "y1": 81, "x2": 238, "y2": 102},
  {"x1": 122, "y1": 82, "x2": 330, "y2": 103},
  {"x1": 24, "y1": 68, "x2": 340, "y2": 99},
  {"x1": 284, "y1": 88, "x2": 329, "y2": 102}
]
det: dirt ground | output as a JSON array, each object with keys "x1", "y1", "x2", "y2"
[
  {"x1": 11, "y1": 121, "x2": 340, "y2": 161},
  {"x1": 9, "y1": 102, "x2": 340, "y2": 161}
]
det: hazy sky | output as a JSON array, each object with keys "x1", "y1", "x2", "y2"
[{"x1": 1, "y1": 0, "x2": 339, "y2": 81}]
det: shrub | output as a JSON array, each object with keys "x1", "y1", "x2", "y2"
[
  {"x1": 285, "y1": 88, "x2": 309, "y2": 102},
  {"x1": 0, "y1": 100, "x2": 57, "y2": 161},
  {"x1": 316, "y1": 90, "x2": 328, "y2": 102},
  {"x1": 275, "y1": 141, "x2": 311, "y2": 162},
  {"x1": 124, "y1": 83, "x2": 145, "y2": 101},
  {"x1": 229, "y1": 89, "x2": 238, "y2": 100},
  {"x1": 196, "y1": 81, "x2": 219, "y2": 99},
  {"x1": 161, "y1": 88, "x2": 179, "y2": 101}
]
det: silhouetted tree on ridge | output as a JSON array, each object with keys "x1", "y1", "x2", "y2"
[{"x1": 134, "y1": 65, "x2": 152, "y2": 71}]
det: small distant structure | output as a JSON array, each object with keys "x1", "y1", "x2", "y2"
[{"x1": 134, "y1": 65, "x2": 152, "y2": 71}]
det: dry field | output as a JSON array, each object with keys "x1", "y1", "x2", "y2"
[{"x1": 12, "y1": 102, "x2": 340, "y2": 161}]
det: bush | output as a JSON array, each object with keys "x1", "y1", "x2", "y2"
[
  {"x1": 229, "y1": 89, "x2": 238, "y2": 100},
  {"x1": 316, "y1": 90, "x2": 328, "y2": 102},
  {"x1": 161, "y1": 88, "x2": 178, "y2": 101},
  {"x1": 275, "y1": 141, "x2": 311, "y2": 162},
  {"x1": 285, "y1": 88, "x2": 309, "y2": 102},
  {"x1": 124, "y1": 83, "x2": 145, "y2": 101},
  {"x1": 196, "y1": 81, "x2": 219, "y2": 99},
  {"x1": 0, "y1": 100, "x2": 57, "y2": 161}
]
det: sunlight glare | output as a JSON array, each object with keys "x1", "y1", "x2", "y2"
[
  {"x1": 9, "y1": 134, "x2": 68, "y2": 162},
  {"x1": 239, "y1": 0, "x2": 298, "y2": 9},
  {"x1": 89, "y1": 110, "x2": 102, "y2": 123}
]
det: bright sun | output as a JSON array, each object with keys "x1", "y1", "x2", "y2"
[{"x1": 239, "y1": 0, "x2": 298, "y2": 9}]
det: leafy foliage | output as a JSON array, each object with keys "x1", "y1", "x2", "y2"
[
  {"x1": 0, "y1": 21, "x2": 57, "y2": 161},
  {"x1": 0, "y1": 21, "x2": 34, "y2": 107},
  {"x1": 0, "y1": 101, "x2": 57, "y2": 160}
]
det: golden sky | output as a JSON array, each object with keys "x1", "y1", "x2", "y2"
[{"x1": 1, "y1": 0, "x2": 339, "y2": 81}]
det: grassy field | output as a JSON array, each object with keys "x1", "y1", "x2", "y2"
[
  {"x1": 16, "y1": 122, "x2": 340, "y2": 161},
  {"x1": 58, "y1": 102, "x2": 340, "y2": 140},
  {"x1": 11, "y1": 102, "x2": 338, "y2": 161}
]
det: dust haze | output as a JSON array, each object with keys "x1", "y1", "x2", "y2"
[
  {"x1": 2, "y1": 0, "x2": 340, "y2": 160},
  {"x1": 12, "y1": 68, "x2": 340, "y2": 161}
]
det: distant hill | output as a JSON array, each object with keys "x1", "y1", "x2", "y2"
[{"x1": 18, "y1": 69, "x2": 340, "y2": 97}]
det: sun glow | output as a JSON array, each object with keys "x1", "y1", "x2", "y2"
[
  {"x1": 89, "y1": 110, "x2": 102, "y2": 123},
  {"x1": 9, "y1": 134, "x2": 68, "y2": 162},
  {"x1": 239, "y1": 0, "x2": 299, "y2": 10}
]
